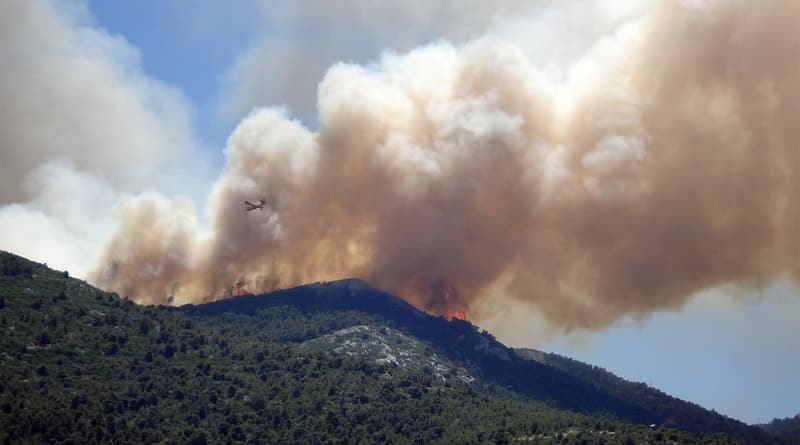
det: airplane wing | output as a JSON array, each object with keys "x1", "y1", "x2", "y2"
[{"x1": 245, "y1": 200, "x2": 268, "y2": 211}]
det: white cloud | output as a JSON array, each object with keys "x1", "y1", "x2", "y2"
[
  {"x1": 218, "y1": 0, "x2": 652, "y2": 127},
  {"x1": 217, "y1": 0, "x2": 535, "y2": 126},
  {"x1": 0, "y1": 0, "x2": 206, "y2": 277},
  {"x1": 0, "y1": 160, "x2": 118, "y2": 277}
]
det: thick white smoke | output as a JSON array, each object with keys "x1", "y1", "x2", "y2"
[
  {"x1": 2, "y1": 0, "x2": 797, "y2": 333},
  {"x1": 219, "y1": 0, "x2": 648, "y2": 125},
  {"x1": 93, "y1": 0, "x2": 799, "y2": 332}
]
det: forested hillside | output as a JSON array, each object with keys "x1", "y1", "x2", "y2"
[
  {"x1": 758, "y1": 416, "x2": 800, "y2": 444},
  {"x1": 514, "y1": 348, "x2": 768, "y2": 442},
  {"x1": 0, "y1": 251, "x2": 766, "y2": 444},
  {"x1": 178, "y1": 279, "x2": 775, "y2": 444}
]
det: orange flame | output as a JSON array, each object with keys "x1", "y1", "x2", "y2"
[
  {"x1": 443, "y1": 284, "x2": 468, "y2": 321},
  {"x1": 445, "y1": 309, "x2": 468, "y2": 321}
]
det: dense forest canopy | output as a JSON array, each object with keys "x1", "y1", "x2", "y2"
[{"x1": 0, "y1": 251, "x2": 779, "y2": 444}]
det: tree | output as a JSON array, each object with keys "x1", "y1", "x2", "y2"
[
  {"x1": 187, "y1": 431, "x2": 207, "y2": 445},
  {"x1": 38, "y1": 332, "x2": 51, "y2": 346},
  {"x1": 104, "y1": 343, "x2": 119, "y2": 355}
]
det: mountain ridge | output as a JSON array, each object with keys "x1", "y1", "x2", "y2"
[
  {"x1": 175, "y1": 277, "x2": 774, "y2": 443},
  {"x1": 0, "y1": 250, "x2": 780, "y2": 443}
]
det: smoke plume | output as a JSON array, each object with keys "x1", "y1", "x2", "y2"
[{"x1": 92, "y1": 0, "x2": 799, "y2": 331}]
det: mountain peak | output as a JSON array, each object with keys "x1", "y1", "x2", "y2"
[{"x1": 309, "y1": 278, "x2": 373, "y2": 292}]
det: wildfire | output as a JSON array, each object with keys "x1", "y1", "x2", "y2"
[
  {"x1": 443, "y1": 284, "x2": 468, "y2": 322},
  {"x1": 231, "y1": 279, "x2": 251, "y2": 297},
  {"x1": 445, "y1": 309, "x2": 468, "y2": 321}
]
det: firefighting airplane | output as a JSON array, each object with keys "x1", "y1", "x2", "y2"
[{"x1": 244, "y1": 198, "x2": 268, "y2": 211}]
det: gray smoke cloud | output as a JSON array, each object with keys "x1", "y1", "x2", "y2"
[{"x1": 86, "y1": 0, "x2": 800, "y2": 330}]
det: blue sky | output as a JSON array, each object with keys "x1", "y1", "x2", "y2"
[
  {"x1": 541, "y1": 283, "x2": 800, "y2": 424},
  {"x1": 89, "y1": 0, "x2": 260, "y2": 162},
  {"x1": 2, "y1": 0, "x2": 798, "y2": 425}
]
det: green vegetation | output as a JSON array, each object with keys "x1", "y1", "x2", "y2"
[
  {"x1": 514, "y1": 349, "x2": 772, "y2": 443},
  {"x1": 758, "y1": 416, "x2": 800, "y2": 444},
  {"x1": 0, "y1": 251, "x2": 757, "y2": 443},
  {"x1": 177, "y1": 279, "x2": 777, "y2": 444}
]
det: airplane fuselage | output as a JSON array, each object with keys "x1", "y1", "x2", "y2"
[{"x1": 245, "y1": 199, "x2": 267, "y2": 211}]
